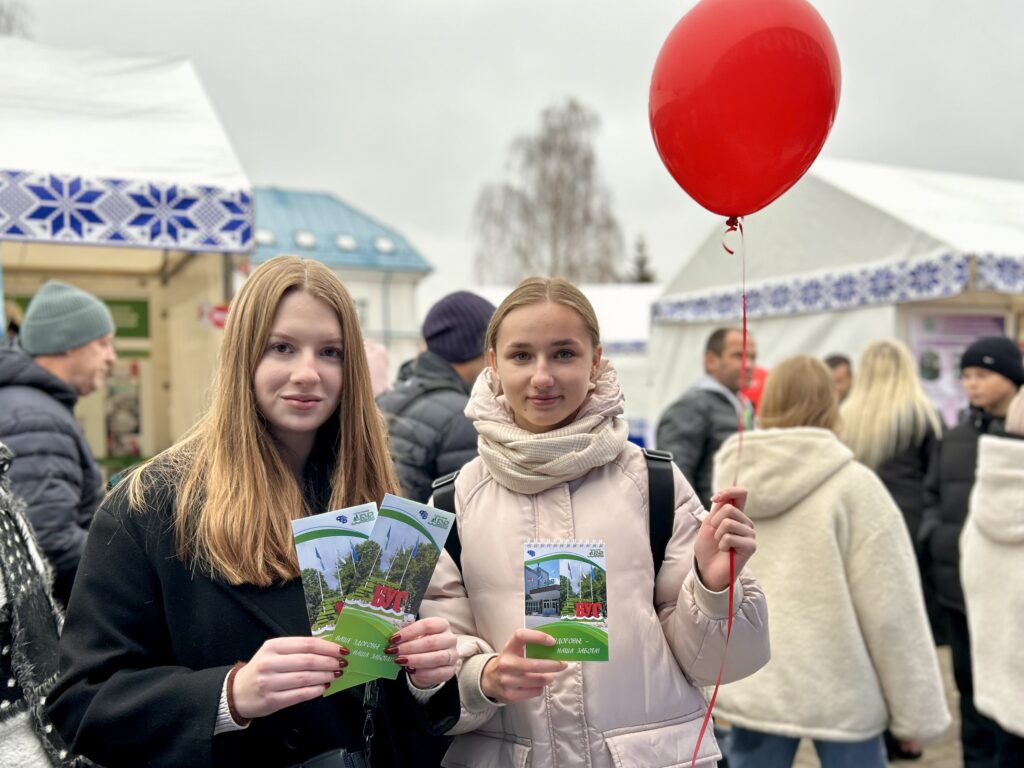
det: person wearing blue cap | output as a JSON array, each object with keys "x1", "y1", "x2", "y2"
[
  {"x1": 377, "y1": 291, "x2": 496, "y2": 502},
  {"x1": 0, "y1": 280, "x2": 116, "y2": 607}
]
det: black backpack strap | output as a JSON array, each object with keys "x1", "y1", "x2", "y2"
[
  {"x1": 431, "y1": 471, "x2": 462, "y2": 573},
  {"x1": 643, "y1": 448, "x2": 675, "y2": 575}
]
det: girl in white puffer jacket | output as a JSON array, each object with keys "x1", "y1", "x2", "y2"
[{"x1": 421, "y1": 277, "x2": 770, "y2": 768}]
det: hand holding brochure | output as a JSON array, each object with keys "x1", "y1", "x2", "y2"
[
  {"x1": 326, "y1": 493, "x2": 456, "y2": 692},
  {"x1": 524, "y1": 540, "x2": 609, "y2": 661}
]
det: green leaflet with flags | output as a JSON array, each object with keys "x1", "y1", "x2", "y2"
[
  {"x1": 326, "y1": 493, "x2": 456, "y2": 693},
  {"x1": 292, "y1": 502, "x2": 378, "y2": 641}
]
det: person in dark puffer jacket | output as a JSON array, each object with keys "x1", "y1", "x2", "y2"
[
  {"x1": 919, "y1": 335, "x2": 1023, "y2": 768},
  {"x1": 377, "y1": 291, "x2": 495, "y2": 502},
  {"x1": 0, "y1": 281, "x2": 116, "y2": 608}
]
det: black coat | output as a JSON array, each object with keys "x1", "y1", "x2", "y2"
[
  {"x1": 376, "y1": 352, "x2": 478, "y2": 503},
  {"x1": 47, "y1": 480, "x2": 458, "y2": 768},
  {"x1": 875, "y1": 421, "x2": 941, "y2": 541},
  {"x1": 919, "y1": 408, "x2": 1006, "y2": 614}
]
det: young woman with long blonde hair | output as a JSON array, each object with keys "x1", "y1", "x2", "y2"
[
  {"x1": 48, "y1": 256, "x2": 459, "y2": 768},
  {"x1": 839, "y1": 339, "x2": 943, "y2": 540}
]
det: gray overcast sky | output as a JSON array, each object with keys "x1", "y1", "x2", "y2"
[{"x1": 28, "y1": 0, "x2": 1024, "y2": 312}]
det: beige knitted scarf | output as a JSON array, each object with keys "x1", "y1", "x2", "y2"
[{"x1": 465, "y1": 360, "x2": 629, "y2": 494}]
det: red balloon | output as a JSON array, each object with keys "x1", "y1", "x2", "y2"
[{"x1": 650, "y1": 0, "x2": 841, "y2": 218}]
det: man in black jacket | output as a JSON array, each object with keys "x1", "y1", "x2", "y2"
[
  {"x1": 920, "y1": 335, "x2": 1023, "y2": 768},
  {"x1": 378, "y1": 291, "x2": 495, "y2": 502},
  {"x1": 656, "y1": 327, "x2": 756, "y2": 509},
  {"x1": 0, "y1": 280, "x2": 116, "y2": 607}
]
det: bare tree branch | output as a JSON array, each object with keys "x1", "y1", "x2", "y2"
[
  {"x1": 0, "y1": 1, "x2": 32, "y2": 38},
  {"x1": 473, "y1": 98, "x2": 625, "y2": 283}
]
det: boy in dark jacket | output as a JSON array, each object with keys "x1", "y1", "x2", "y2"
[
  {"x1": 377, "y1": 292, "x2": 494, "y2": 502},
  {"x1": 920, "y1": 335, "x2": 1023, "y2": 768}
]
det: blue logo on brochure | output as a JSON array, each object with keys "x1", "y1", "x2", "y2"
[
  {"x1": 419, "y1": 510, "x2": 429, "y2": 520},
  {"x1": 336, "y1": 515, "x2": 348, "y2": 524},
  {"x1": 527, "y1": 550, "x2": 536, "y2": 557}
]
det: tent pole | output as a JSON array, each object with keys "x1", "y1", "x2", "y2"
[{"x1": 222, "y1": 253, "x2": 234, "y2": 302}]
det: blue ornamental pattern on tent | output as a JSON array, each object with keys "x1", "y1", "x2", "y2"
[
  {"x1": 653, "y1": 253, "x2": 971, "y2": 323},
  {"x1": 975, "y1": 253, "x2": 1024, "y2": 293},
  {"x1": 0, "y1": 170, "x2": 253, "y2": 252}
]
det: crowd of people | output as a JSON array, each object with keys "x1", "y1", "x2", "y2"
[{"x1": 0, "y1": 258, "x2": 1021, "y2": 767}]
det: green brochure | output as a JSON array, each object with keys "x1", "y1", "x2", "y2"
[
  {"x1": 327, "y1": 493, "x2": 456, "y2": 693},
  {"x1": 292, "y1": 503, "x2": 379, "y2": 639},
  {"x1": 524, "y1": 540, "x2": 609, "y2": 661}
]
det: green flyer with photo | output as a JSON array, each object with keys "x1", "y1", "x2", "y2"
[
  {"x1": 326, "y1": 493, "x2": 456, "y2": 692},
  {"x1": 292, "y1": 502, "x2": 379, "y2": 638},
  {"x1": 524, "y1": 540, "x2": 609, "y2": 662}
]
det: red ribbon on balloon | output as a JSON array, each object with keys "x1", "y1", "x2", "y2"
[{"x1": 648, "y1": 2, "x2": 840, "y2": 765}]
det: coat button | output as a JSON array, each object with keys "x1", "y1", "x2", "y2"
[{"x1": 283, "y1": 728, "x2": 302, "y2": 751}]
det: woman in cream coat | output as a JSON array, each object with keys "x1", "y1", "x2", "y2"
[
  {"x1": 421, "y1": 277, "x2": 770, "y2": 768},
  {"x1": 961, "y1": 389, "x2": 1024, "y2": 767},
  {"x1": 713, "y1": 356, "x2": 950, "y2": 768}
]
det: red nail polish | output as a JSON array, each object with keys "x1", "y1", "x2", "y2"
[
  {"x1": 388, "y1": 633, "x2": 402, "y2": 644},
  {"x1": 338, "y1": 647, "x2": 350, "y2": 656},
  {"x1": 384, "y1": 646, "x2": 399, "y2": 656},
  {"x1": 395, "y1": 656, "x2": 409, "y2": 665},
  {"x1": 333, "y1": 669, "x2": 343, "y2": 678},
  {"x1": 338, "y1": 659, "x2": 348, "y2": 668}
]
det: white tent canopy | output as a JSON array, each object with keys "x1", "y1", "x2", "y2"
[
  {"x1": 650, "y1": 158, "x2": 1024, "y2": 424},
  {"x1": 0, "y1": 38, "x2": 252, "y2": 257},
  {"x1": 0, "y1": 39, "x2": 255, "y2": 452}
]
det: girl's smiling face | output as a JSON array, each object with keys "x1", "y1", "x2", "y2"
[
  {"x1": 489, "y1": 301, "x2": 601, "y2": 433},
  {"x1": 253, "y1": 290, "x2": 344, "y2": 460}
]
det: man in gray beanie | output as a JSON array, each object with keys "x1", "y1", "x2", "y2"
[
  {"x1": 0, "y1": 280, "x2": 116, "y2": 607},
  {"x1": 377, "y1": 291, "x2": 495, "y2": 502}
]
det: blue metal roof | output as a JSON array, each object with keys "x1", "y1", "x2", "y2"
[{"x1": 251, "y1": 187, "x2": 432, "y2": 273}]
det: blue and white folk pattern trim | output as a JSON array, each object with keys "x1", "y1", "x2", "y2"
[
  {"x1": 653, "y1": 253, "x2": 971, "y2": 324},
  {"x1": 975, "y1": 253, "x2": 1024, "y2": 293},
  {"x1": 0, "y1": 170, "x2": 253, "y2": 252}
]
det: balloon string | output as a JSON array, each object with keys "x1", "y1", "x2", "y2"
[
  {"x1": 690, "y1": 549, "x2": 735, "y2": 768},
  {"x1": 691, "y1": 217, "x2": 744, "y2": 768},
  {"x1": 723, "y1": 216, "x2": 747, "y2": 483}
]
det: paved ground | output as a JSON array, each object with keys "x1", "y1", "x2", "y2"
[{"x1": 793, "y1": 646, "x2": 962, "y2": 767}]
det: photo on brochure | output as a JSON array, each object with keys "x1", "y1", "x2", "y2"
[
  {"x1": 326, "y1": 493, "x2": 456, "y2": 693},
  {"x1": 291, "y1": 503, "x2": 378, "y2": 637},
  {"x1": 524, "y1": 540, "x2": 609, "y2": 662}
]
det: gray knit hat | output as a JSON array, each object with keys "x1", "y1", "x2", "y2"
[
  {"x1": 422, "y1": 291, "x2": 496, "y2": 363},
  {"x1": 19, "y1": 280, "x2": 115, "y2": 356}
]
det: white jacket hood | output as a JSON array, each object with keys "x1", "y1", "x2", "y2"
[
  {"x1": 970, "y1": 435, "x2": 1024, "y2": 545},
  {"x1": 714, "y1": 427, "x2": 852, "y2": 520}
]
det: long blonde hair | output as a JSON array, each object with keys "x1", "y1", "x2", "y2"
[
  {"x1": 758, "y1": 356, "x2": 839, "y2": 431},
  {"x1": 125, "y1": 256, "x2": 399, "y2": 586},
  {"x1": 839, "y1": 339, "x2": 942, "y2": 469}
]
